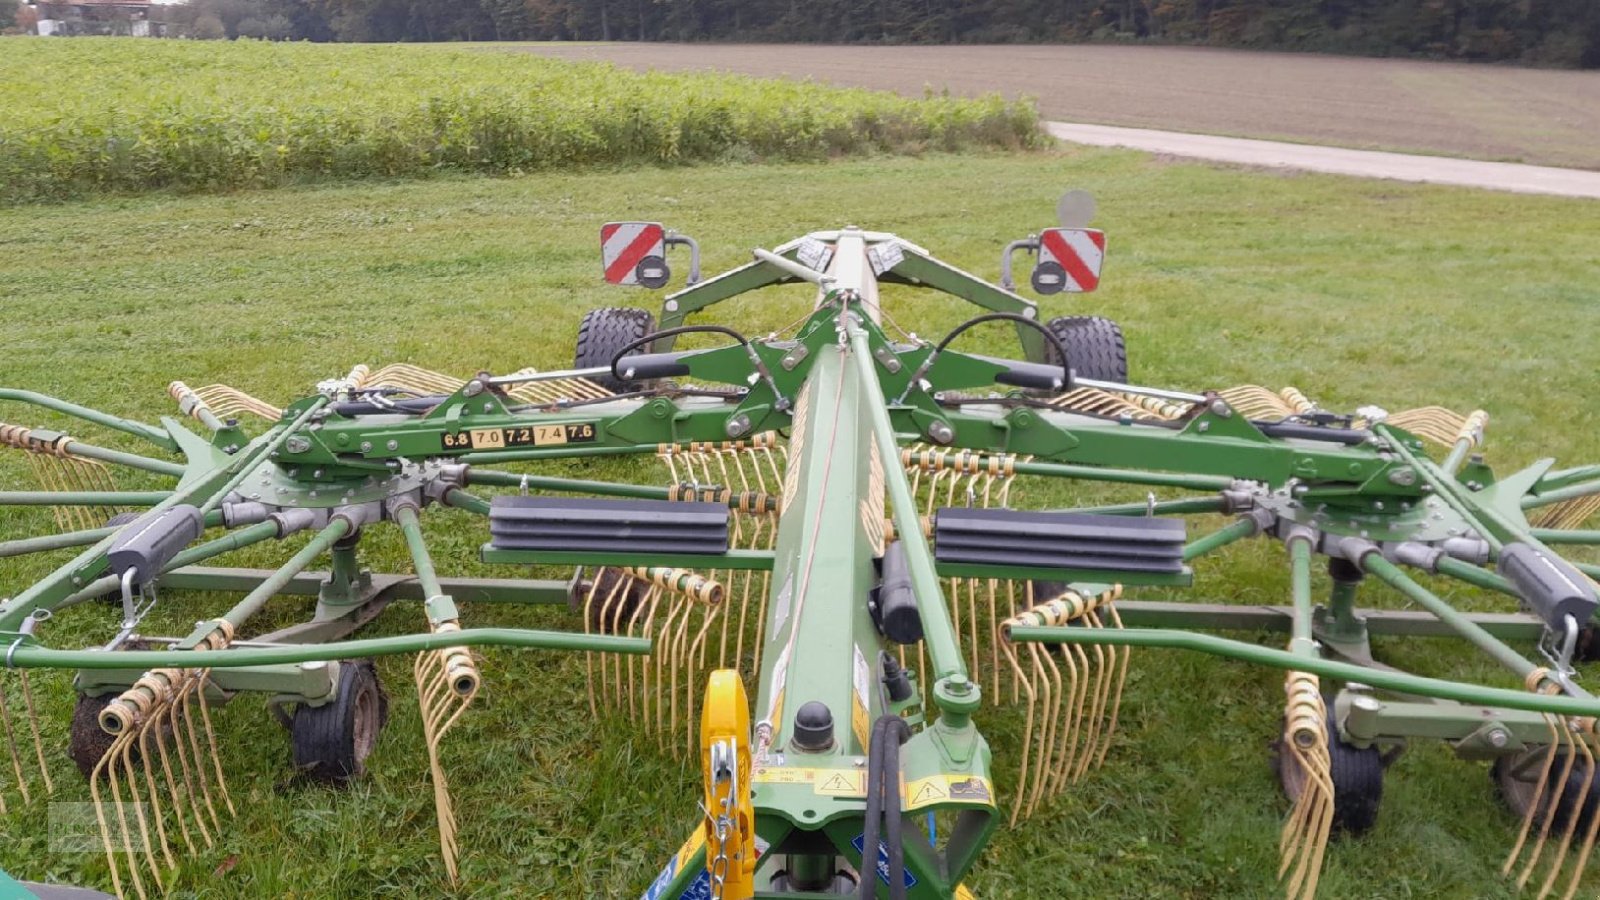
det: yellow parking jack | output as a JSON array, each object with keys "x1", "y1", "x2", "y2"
[{"x1": 700, "y1": 670, "x2": 754, "y2": 900}]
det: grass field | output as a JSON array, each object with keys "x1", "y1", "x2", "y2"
[
  {"x1": 0, "y1": 39, "x2": 1039, "y2": 204},
  {"x1": 514, "y1": 43, "x2": 1600, "y2": 171},
  {"x1": 2, "y1": 147, "x2": 1598, "y2": 897}
]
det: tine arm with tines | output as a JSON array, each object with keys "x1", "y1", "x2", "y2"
[
  {"x1": 121, "y1": 708, "x2": 166, "y2": 893},
  {"x1": 1278, "y1": 672, "x2": 1333, "y2": 900},
  {"x1": 624, "y1": 578, "x2": 656, "y2": 719},
  {"x1": 393, "y1": 500, "x2": 483, "y2": 884},
  {"x1": 135, "y1": 705, "x2": 183, "y2": 867},
  {"x1": 1537, "y1": 723, "x2": 1595, "y2": 899},
  {"x1": 1559, "y1": 720, "x2": 1600, "y2": 900},
  {"x1": 90, "y1": 729, "x2": 144, "y2": 900},
  {"x1": 0, "y1": 676, "x2": 33, "y2": 806},
  {"x1": 1519, "y1": 713, "x2": 1578, "y2": 891},
  {"x1": 1507, "y1": 710, "x2": 1564, "y2": 878},
  {"x1": 187, "y1": 383, "x2": 283, "y2": 421},
  {"x1": 998, "y1": 607, "x2": 1039, "y2": 827},
  {"x1": 1096, "y1": 596, "x2": 1131, "y2": 768},
  {"x1": 1278, "y1": 533, "x2": 1333, "y2": 900}
]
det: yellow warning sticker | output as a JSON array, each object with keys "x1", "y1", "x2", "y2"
[
  {"x1": 955, "y1": 884, "x2": 976, "y2": 900},
  {"x1": 752, "y1": 766, "x2": 869, "y2": 798},
  {"x1": 851, "y1": 645, "x2": 871, "y2": 752},
  {"x1": 903, "y1": 774, "x2": 995, "y2": 811},
  {"x1": 815, "y1": 769, "x2": 867, "y2": 797}
]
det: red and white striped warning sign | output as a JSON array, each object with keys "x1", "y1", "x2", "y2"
[
  {"x1": 600, "y1": 222, "x2": 666, "y2": 286},
  {"x1": 1038, "y1": 227, "x2": 1106, "y2": 293}
]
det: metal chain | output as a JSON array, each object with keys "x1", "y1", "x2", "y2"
[
  {"x1": 707, "y1": 738, "x2": 737, "y2": 900},
  {"x1": 709, "y1": 816, "x2": 731, "y2": 900}
]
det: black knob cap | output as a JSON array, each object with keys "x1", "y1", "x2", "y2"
[{"x1": 792, "y1": 701, "x2": 834, "y2": 752}]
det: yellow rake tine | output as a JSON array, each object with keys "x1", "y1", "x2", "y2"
[
  {"x1": 1508, "y1": 714, "x2": 1563, "y2": 876},
  {"x1": 638, "y1": 585, "x2": 664, "y2": 739},
  {"x1": 120, "y1": 719, "x2": 165, "y2": 894},
  {"x1": 1000, "y1": 636, "x2": 1037, "y2": 828},
  {"x1": 175, "y1": 678, "x2": 223, "y2": 836},
  {"x1": 1054, "y1": 640, "x2": 1089, "y2": 795},
  {"x1": 134, "y1": 719, "x2": 178, "y2": 872},
  {"x1": 986, "y1": 577, "x2": 1001, "y2": 698},
  {"x1": 1539, "y1": 724, "x2": 1594, "y2": 899},
  {"x1": 1097, "y1": 601, "x2": 1132, "y2": 767},
  {"x1": 91, "y1": 731, "x2": 143, "y2": 900},
  {"x1": 947, "y1": 575, "x2": 964, "y2": 688},
  {"x1": 1023, "y1": 642, "x2": 1056, "y2": 818},
  {"x1": 195, "y1": 672, "x2": 233, "y2": 816},
  {"x1": 1280, "y1": 674, "x2": 1334, "y2": 900},
  {"x1": 603, "y1": 574, "x2": 632, "y2": 711},
  {"x1": 1073, "y1": 615, "x2": 1112, "y2": 784},
  {"x1": 149, "y1": 700, "x2": 196, "y2": 856},
  {"x1": 717, "y1": 567, "x2": 733, "y2": 671},
  {"x1": 582, "y1": 574, "x2": 604, "y2": 719},
  {"x1": 652, "y1": 594, "x2": 681, "y2": 745},
  {"x1": 1559, "y1": 724, "x2": 1600, "y2": 900},
  {"x1": 668, "y1": 594, "x2": 696, "y2": 754},
  {"x1": 1520, "y1": 719, "x2": 1578, "y2": 890},
  {"x1": 0, "y1": 676, "x2": 32, "y2": 804},
  {"x1": 653, "y1": 595, "x2": 679, "y2": 747},
  {"x1": 965, "y1": 576, "x2": 981, "y2": 687},
  {"x1": 623, "y1": 585, "x2": 648, "y2": 718},
  {"x1": 685, "y1": 602, "x2": 719, "y2": 758},
  {"x1": 733, "y1": 567, "x2": 753, "y2": 676},
  {"x1": 164, "y1": 689, "x2": 213, "y2": 847},
  {"x1": 18, "y1": 669, "x2": 54, "y2": 787}
]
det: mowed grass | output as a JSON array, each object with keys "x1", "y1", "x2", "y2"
[
  {"x1": 0, "y1": 39, "x2": 1041, "y2": 205},
  {"x1": 1, "y1": 149, "x2": 1598, "y2": 897}
]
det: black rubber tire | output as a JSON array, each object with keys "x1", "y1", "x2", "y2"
[
  {"x1": 573, "y1": 568, "x2": 654, "y2": 634},
  {"x1": 574, "y1": 307, "x2": 658, "y2": 393},
  {"x1": 1493, "y1": 749, "x2": 1600, "y2": 834},
  {"x1": 1273, "y1": 708, "x2": 1385, "y2": 835},
  {"x1": 290, "y1": 660, "x2": 388, "y2": 785},
  {"x1": 1042, "y1": 315, "x2": 1128, "y2": 384},
  {"x1": 69, "y1": 693, "x2": 124, "y2": 779},
  {"x1": 1574, "y1": 624, "x2": 1600, "y2": 662},
  {"x1": 1029, "y1": 580, "x2": 1073, "y2": 605}
]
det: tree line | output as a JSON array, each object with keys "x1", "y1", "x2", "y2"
[{"x1": 42, "y1": 0, "x2": 1600, "y2": 68}]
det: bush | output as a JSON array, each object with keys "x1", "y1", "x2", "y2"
[
  {"x1": 189, "y1": 13, "x2": 225, "y2": 38},
  {"x1": 0, "y1": 39, "x2": 1045, "y2": 203}
]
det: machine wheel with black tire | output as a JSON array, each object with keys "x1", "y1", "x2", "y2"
[
  {"x1": 1493, "y1": 747, "x2": 1600, "y2": 834},
  {"x1": 1274, "y1": 708, "x2": 1385, "y2": 835},
  {"x1": 1042, "y1": 315, "x2": 1128, "y2": 384},
  {"x1": 290, "y1": 660, "x2": 389, "y2": 785},
  {"x1": 575, "y1": 307, "x2": 658, "y2": 393},
  {"x1": 69, "y1": 693, "x2": 123, "y2": 779},
  {"x1": 571, "y1": 567, "x2": 655, "y2": 634}
]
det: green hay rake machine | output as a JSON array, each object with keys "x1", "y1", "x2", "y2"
[{"x1": 3, "y1": 200, "x2": 1600, "y2": 900}]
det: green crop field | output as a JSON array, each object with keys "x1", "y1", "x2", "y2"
[
  {"x1": 2, "y1": 139, "x2": 1598, "y2": 897},
  {"x1": 0, "y1": 39, "x2": 1040, "y2": 204}
]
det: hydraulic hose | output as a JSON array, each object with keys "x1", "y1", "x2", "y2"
[{"x1": 858, "y1": 713, "x2": 911, "y2": 900}]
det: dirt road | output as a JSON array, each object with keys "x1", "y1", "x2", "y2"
[
  {"x1": 513, "y1": 43, "x2": 1600, "y2": 174},
  {"x1": 1046, "y1": 122, "x2": 1600, "y2": 198}
]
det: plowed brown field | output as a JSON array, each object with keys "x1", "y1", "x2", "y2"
[{"x1": 507, "y1": 43, "x2": 1600, "y2": 170}]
